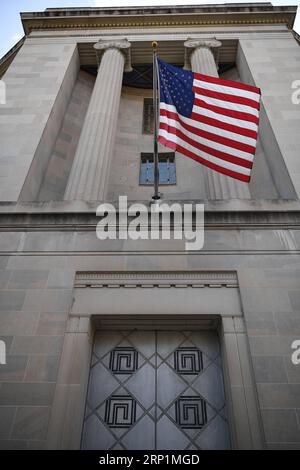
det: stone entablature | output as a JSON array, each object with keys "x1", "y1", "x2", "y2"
[
  {"x1": 20, "y1": 4, "x2": 297, "y2": 34},
  {"x1": 1, "y1": 200, "x2": 300, "y2": 230}
]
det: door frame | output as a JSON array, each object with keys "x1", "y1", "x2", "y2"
[{"x1": 46, "y1": 271, "x2": 265, "y2": 449}]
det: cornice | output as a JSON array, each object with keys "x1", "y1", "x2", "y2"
[
  {"x1": 20, "y1": 6, "x2": 297, "y2": 35},
  {"x1": 22, "y1": 17, "x2": 295, "y2": 35}
]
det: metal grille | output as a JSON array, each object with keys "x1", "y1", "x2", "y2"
[
  {"x1": 139, "y1": 153, "x2": 176, "y2": 185},
  {"x1": 143, "y1": 98, "x2": 154, "y2": 134},
  {"x1": 81, "y1": 330, "x2": 231, "y2": 450}
]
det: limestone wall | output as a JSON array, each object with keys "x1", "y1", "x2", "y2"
[
  {"x1": 0, "y1": 213, "x2": 300, "y2": 449},
  {"x1": 238, "y1": 35, "x2": 300, "y2": 198},
  {"x1": 0, "y1": 40, "x2": 79, "y2": 202}
]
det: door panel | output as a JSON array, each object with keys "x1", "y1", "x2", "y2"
[{"x1": 81, "y1": 330, "x2": 231, "y2": 450}]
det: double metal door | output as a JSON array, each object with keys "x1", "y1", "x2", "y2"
[{"x1": 81, "y1": 330, "x2": 231, "y2": 450}]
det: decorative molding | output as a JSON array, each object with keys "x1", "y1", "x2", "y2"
[
  {"x1": 94, "y1": 38, "x2": 131, "y2": 51},
  {"x1": 184, "y1": 38, "x2": 222, "y2": 49},
  {"x1": 175, "y1": 397, "x2": 207, "y2": 429},
  {"x1": 27, "y1": 30, "x2": 295, "y2": 40},
  {"x1": 74, "y1": 270, "x2": 238, "y2": 288},
  {"x1": 109, "y1": 347, "x2": 138, "y2": 374},
  {"x1": 174, "y1": 348, "x2": 203, "y2": 375},
  {"x1": 104, "y1": 395, "x2": 137, "y2": 428},
  {"x1": 91, "y1": 315, "x2": 222, "y2": 331},
  {"x1": 22, "y1": 17, "x2": 294, "y2": 35}
]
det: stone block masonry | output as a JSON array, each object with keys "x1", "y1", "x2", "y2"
[{"x1": 0, "y1": 40, "x2": 79, "y2": 202}]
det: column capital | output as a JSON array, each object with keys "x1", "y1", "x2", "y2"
[
  {"x1": 94, "y1": 38, "x2": 132, "y2": 72},
  {"x1": 184, "y1": 38, "x2": 221, "y2": 70},
  {"x1": 184, "y1": 38, "x2": 222, "y2": 50}
]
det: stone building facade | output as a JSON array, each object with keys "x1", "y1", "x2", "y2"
[{"x1": 0, "y1": 3, "x2": 300, "y2": 450}]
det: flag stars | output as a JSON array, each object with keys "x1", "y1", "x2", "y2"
[{"x1": 158, "y1": 59, "x2": 194, "y2": 118}]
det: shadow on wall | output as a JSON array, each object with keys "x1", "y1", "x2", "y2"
[{"x1": 37, "y1": 70, "x2": 95, "y2": 201}]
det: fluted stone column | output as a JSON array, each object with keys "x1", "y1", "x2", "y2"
[
  {"x1": 184, "y1": 39, "x2": 250, "y2": 200},
  {"x1": 64, "y1": 39, "x2": 131, "y2": 201}
]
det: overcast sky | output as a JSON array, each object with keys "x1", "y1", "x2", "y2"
[{"x1": 0, "y1": 1, "x2": 299, "y2": 58}]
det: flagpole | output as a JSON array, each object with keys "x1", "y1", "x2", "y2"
[{"x1": 152, "y1": 41, "x2": 160, "y2": 200}]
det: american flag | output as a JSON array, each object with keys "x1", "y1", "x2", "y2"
[{"x1": 157, "y1": 58, "x2": 261, "y2": 182}]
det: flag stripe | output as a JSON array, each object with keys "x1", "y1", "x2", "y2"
[
  {"x1": 191, "y1": 106, "x2": 259, "y2": 133},
  {"x1": 160, "y1": 107, "x2": 258, "y2": 142},
  {"x1": 160, "y1": 101, "x2": 258, "y2": 132},
  {"x1": 160, "y1": 114, "x2": 255, "y2": 150},
  {"x1": 158, "y1": 133, "x2": 251, "y2": 182},
  {"x1": 194, "y1": 93, "x2": 259, "y2": 118},
  {"x1": 192, "y1": 111, "x2": 258, "y2": 139},
  {"x1": 159, "y1": 122, "x2": 253, "y2": 168},
  {"x1": 193, "y1": 86, "x2": 260, "y2": 111},
  {"x1": 193, "y1": 78, "x2": 260, "y2": 102},
  {"x1": 194, "y1": 98, "x2": 259, "y2": 124},
  {"x1": 160, "y1": 103, "x2": 253, "y2": 161},
  {"x1": 159, "y1": 120, "x2": 254, "y2": 161},
  {"x1": 194, "y1": 72, "x2": 261, "y2": 95}
]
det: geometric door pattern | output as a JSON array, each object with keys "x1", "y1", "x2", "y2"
[{"x1": 81, "y1": 330, "x2": 231, "y2": 450}]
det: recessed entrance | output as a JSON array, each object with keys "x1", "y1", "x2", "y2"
[
  {"x1": 81, "y1": 329, "x2": 231, "y2": 450},
  {"x1": 46, "y1": 271, "x2": 264, "y2": 450}
]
